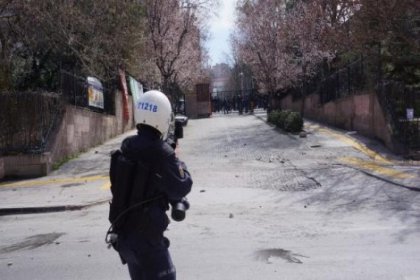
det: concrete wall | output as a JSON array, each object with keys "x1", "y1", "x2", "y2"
[
  {"x1": 2, "y1": 152, "x2": 52, "y2": 178},
  {"x1": 0, "y1": 91, "x2": 134, "y2": 179},
  {"x1": 280, "y1": 91, "x2": 394, "y2": 151},
  {"x1": 50, "y1": 90, "x2": 133, "y2": 164}
]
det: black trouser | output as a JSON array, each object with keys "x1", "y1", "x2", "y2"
[{"x1": 118, "y1": 230, "x2": 175, "y2": 280}]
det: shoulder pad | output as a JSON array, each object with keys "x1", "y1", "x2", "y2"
[{"x1": 120, "y1": 135, "x2": 137, "y2": 153}]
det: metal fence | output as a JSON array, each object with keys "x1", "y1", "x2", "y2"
[
  {"x1": 60, "y1": 71, "x2": 116, "y2": 115},
  {"x1": 319, "y1": 58, "x2": 369, "y2": 104},
  {"x1": 280, "y1": 55, "x2": 419, "y2": 152},
  {"x1": 318, "y1": 57, "x2": 420, "y2": 151},
  {"x1": 0, "y1": 92, "x2": 65, "y2": 155},
  {"x1": 378, "y1": 81, "x2": 420, "y2": 150},
  {"x1": 0, "y1": 71, "x2": 119, "y2": 155}
]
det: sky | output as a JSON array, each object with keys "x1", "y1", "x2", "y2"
[{"x1": 205, "y1": 0, "x2": 237, "y2": 66}]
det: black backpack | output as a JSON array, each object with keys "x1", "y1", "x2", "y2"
[{"x1": 108, "y1": 149, "x2": 158, "y2": 231}]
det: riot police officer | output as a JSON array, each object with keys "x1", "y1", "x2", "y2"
[{"x1": 109, "y1": 90, "x2": 192, "y2": 280}]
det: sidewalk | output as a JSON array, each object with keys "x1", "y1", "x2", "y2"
[
  {"x1": 0, "y1": 130, "x2": 135, "y2": 215},
  {"x1": 254, "y1": 109, "x2": 419, "y2": 190},
  {"x1": 0, "y1": 176, "x2": 111, "y2": 215},
  {"x1": 254, "y1": 108, "x2": 416, "y2": 163}
]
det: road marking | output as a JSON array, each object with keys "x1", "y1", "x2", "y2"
[
  {"x1": 317, "y1": 127, "x2": 392, "y2": 164},
  {"x1": 101, "y1": 182, "x2": 111, "y2": 190},
  {"x1": 305, "y1": 123, "x2": 417, "y2": 180},
  {"x1": 340, "y1": 157, "x2": 415, "y2": 179},
  {"x1": 0, "y1": 175, "x2": 109, "y2": 188}
]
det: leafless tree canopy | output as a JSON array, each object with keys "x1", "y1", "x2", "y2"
[{"x1": 232, "y1": 0, "x2": 419, "y2": 95}]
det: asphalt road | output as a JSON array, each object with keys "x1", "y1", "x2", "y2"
[{"x1": 1, "y1": 109, "x2": 420, "y2": 280}]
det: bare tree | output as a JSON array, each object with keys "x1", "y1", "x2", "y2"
[
  {"x1": 233, "y1": 0, "x2": 360, "y2": 94},
  {"x1": 143, "y1": 0, "x2": 215, "y2": 98},
  {"x1": 233, "y1": 0, "x2": 419, "y2": 107},
  {"x1": 233, "y1": 0, "x2": 303, "y2": 109}
]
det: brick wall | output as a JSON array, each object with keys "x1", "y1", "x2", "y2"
[{"x1": 280, "y1": 91, "x2": 394, "y2": 151}]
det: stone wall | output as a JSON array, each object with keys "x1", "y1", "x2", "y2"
[{"x1": 0, "y1": 90, "x2": 134, "y2": 179}]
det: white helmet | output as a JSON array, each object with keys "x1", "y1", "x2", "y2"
[{"x1": 134, "y1": 90, "x2": 172, "y2": 135}]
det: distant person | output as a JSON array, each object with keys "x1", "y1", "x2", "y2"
[
  {"x1": 107, "y1": 90, "x2": 192, "y2": 280},
  {"x1": 223, "y1": 98, "x2": 229, "y2": 114}
]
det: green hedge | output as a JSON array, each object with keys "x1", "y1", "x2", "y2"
[
  {"x1": 284, "y1": 111, "x2": 303, "y2": 132},
  {"x1": 267, "y1": 110, "x2": 303, "y2": 133},
  {"x1": 267, "y1": 110, "x2": 281, "y2": 125},
  {"x1": 278, "y1": 110, "x2": 291, "y2": 129}
]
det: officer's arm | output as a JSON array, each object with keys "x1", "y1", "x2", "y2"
[{"x1": 159, "y1": 153, "x2": 192, "y2": 202}]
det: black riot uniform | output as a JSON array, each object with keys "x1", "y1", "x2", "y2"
[{"x1": 114, "y1": 124, "x2": 192, "y2": 280}]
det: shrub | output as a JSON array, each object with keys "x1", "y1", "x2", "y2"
[
  {"x1": 277, "y1": 110, "x2": 291, "y2": 129},
  {"x1": 267, "y1": 110, "x2": 281, "y2": 124},
  {"x1": 284, "y1": 111, "x2": 303, "y2": 132}
]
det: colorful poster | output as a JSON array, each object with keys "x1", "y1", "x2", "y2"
[
  {"x1": 87, "y1": 77, "x2": 104, "y2": 109},
  {"x1": 118, "y1": 69, "x2": 130, "y2": 123}
]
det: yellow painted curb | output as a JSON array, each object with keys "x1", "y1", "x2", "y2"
[
  {"x1": 340, "y1": 157, "x2": 415, "y2": 179},
  {"x1": 0, "y1": 175, "x2": 109, "y2": 188},
  {"x1": 305, "y1": 123, "x2": 418, "y2": 180},
  {"x1": 306, "y1": 123, "x2": 391, "y2": 164},
  {"x1": 101, "y1": 182, "x2": 111, "y2": 190}
]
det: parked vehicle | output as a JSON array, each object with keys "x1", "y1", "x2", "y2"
[{"x1": 175, "y1": 114, "x2": 188, "y2": 126}]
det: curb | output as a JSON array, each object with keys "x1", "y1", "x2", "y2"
[
  {"x1": 0, "y1": 199, "x2": 109, "y2": 216},
  {"x1": 336, "y1": 163, "x2": 420, "y2": 192}
]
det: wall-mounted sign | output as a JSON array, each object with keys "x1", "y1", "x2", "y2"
[
  {"x1": 407, "y1": 108, "x2": 414, "y2": 121},
  {"x1": 87, "y1": 77, "x2": 104, "y2": 109}
]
